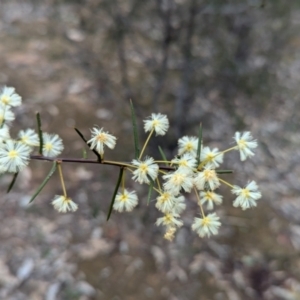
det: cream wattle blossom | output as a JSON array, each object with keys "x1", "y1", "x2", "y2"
[
  {"x1": 18, "y1": 129, "x2": 39, "y2": 147},
  {"x1": 192, "y1": 213, "x2": 221, "y2": 237},
  {"x1": 156, "y1": 192, "x2": 186, "y2": 214},
  {"x1": 172, "y1": 195, "x2": 186, "y2": 215},
  {"x1": 52, "y1": 195, "x2": 78, "y2": 213},
  {"x1": 200, "y1": 146, "x2": 223, "y2": 169},
  {"x1": 88, "y1": 127, "x2": 117, "y2": 155},
  {"x1": 113, "y1": 189, "x2": 138, "y2": 212},
  {"x1": 164, "y1": 227, "x2": 176, "y2": 241},
  {"x1": 200, "y1": 191, "x2": 223, "y2": 210},
  {"x1": 177, "y1": 136, "x2": 199, "y2": 156},
  {"x1": 0, "y1": 86, "x2": 22, "y2": 107},
  {"x1": 0, "y1": 126, "x2": 10, "y2": 144},
  {"x1": 0, "y1": 104, "x2": 15, "y2": 125},
  {"x1": 131, "y1": 157, "x2": 159, "y2": 184},
  {"x1": 156, "y1": 212, "x2": 183, "y2": 228},
  {"x1": 0, "y1": 140, "x2": 31, "y2": 173},
  {"x1": 231, "y1": 181, "x2": 261, "y2": 210},
  {"x1": 156, "y1": 191, "x2": 175, "y2": 213},
  {"x1": 194, "y1": 167, "x2": 220, "y2": 191},
  {"x1": 163, "y1": 169, "x2": 193, "y2": 195},
  {"x1": 144, "y1": 113, "x2": 169, "y2": 136},
  {"x1": 42, "y1": 133, "x2": 64, "y2": 157},
  {"x1": 234, "y1": 131, "x2": 257, "y2": 161},
  {"x1": 171, "y1": 153, "x2": 197, "y2": 173}
]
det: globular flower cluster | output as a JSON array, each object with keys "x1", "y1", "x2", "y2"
[
  {"x1": 0, "y1": 86, "x2": 261, "y2": 241},
  {"x1": 87, "y1": 112, "x2": 261, "y2": 242},
  {"x1": 52, "y1": 195, "x2": 78, "y2": 213},
  {"x1": 0, "y1": 86, "x2": 67, "y2": 211},
  {"x1": 0, "y1": 86, "x2": 64, "y2": 172},
  {"x1": 88, "y1": 127, "x2": 117, "y2": 156}
]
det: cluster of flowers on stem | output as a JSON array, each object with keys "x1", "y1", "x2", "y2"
[
  {"x1": 0, "y1": 87, "x2": 64, "y2": 171},
  {"x1": 0, "y1": 86, "x2": 67, "y2": 206},
  {"x1": 90, "y1": 113, "x2": 260, "y2": 241},
  {"x1": 0, "y1": 86, "x2": 261, "y2": 241}
]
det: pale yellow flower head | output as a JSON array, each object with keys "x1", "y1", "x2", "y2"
[{"x1": 144, "y1": 113, "x2": 169, "y2": 136}]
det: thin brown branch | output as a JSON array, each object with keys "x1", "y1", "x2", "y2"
[{"x1": 30, "y1": 155, "x2": 175, "y2": 171}]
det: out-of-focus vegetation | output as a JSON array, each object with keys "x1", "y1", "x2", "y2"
[{"x1": 47, "y1": 0, "x2": 298, "y2": 133}]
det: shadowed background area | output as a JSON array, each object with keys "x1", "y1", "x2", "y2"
[{"x1": 0, "y1": 0, "x2": 300, "y2": 299}]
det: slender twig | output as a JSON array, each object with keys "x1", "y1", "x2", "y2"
[
  {"x1": 30, "y1": 155, "x2": 176, "y2": 171},
  {"x1": 30, "y1": 155, "x2": 234, "y2": 175},
  {"x1": 36, "y1": 112, "x2": 43, "y2": 155}
]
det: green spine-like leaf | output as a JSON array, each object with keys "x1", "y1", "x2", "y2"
[
  {"x1": 36, "y1": 112, "x2": 43, "y2": 155},
  {"x1": 107, "y1": 167, "x2": 124, "y2": 221},
  {"x1": 196, "y1": 123, "x2": 202, "y2": 165},
  {"x1": 74, "y1": 127, "x2": 101, "y2": 162},
  {"x1": 130, "y1": 100, "x2": 140, "y2": 159},
  {"x1": 147, "y1": 179, "x2": 154, "y2": 205},
  {"x1": 158, "y1": 146, "x2": 168, "y2": 165},
  {"x1": 29, "y1": 161, "x2": 57, "y2": 203},
  {"x1": 216, "y1": 170, "x2": 233, "y2": 174},
  {"x1": 7, "y1": 172, "x2": 19, "y2": 193}
]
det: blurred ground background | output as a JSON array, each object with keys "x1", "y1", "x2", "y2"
[{"x1": 0, "y1": 0, "x2": 300, "y2": 299}]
